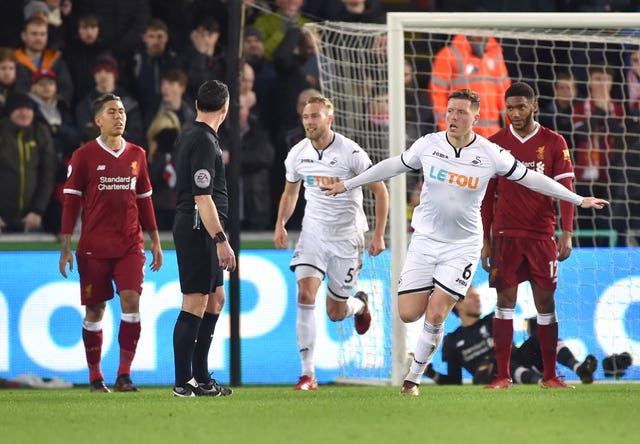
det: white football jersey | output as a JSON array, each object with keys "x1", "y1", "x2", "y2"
[
  {"x1": 403, "y1": 131, "x2": 526, "y2": 244},
  {"x1": 285, "y1": 132, "x2": 372, "y2": 239}
]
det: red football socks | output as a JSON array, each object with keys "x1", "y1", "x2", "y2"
[
  {"x1": 537, "y1": 322, "x2": 559, "y2": 380},
  {"x1": 493, "y1": 317, "x2": 514, "y2": 379},
  {"x1": 118, "y1": 320, "x2": 141, "y2": 377}
]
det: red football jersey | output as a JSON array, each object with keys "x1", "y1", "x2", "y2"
[
  {"x1": 488, "y1": 125, "x2": 574, "y2": 239},
  {"x1": 63, "y1": 138, "x2": 153, "y2": 258}
]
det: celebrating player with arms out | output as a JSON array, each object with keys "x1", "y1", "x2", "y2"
[
  {"x1": 322, "y1": 88, "x2": 607, "y2": 396},
  {"x1": 482, "y1": 82, "x2": 581, "y2": 389},
  {"x1": 274, "y1": 95, "x2": 389, "y2": 391},
  {"x1": 59, "y1": 93, "x2": 163, "y2": 393}
]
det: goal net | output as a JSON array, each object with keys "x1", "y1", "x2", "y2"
[{"x1": 309, "y1": 13, "x2": 640, "y2": 385}]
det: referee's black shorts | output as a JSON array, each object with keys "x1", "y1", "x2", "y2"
[{"x1": 172, "y1": 212, "x2": 224, "y2": 294}]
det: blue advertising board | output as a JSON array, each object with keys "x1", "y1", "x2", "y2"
[{"x1": 0, "y1": 248, "x2": 638, "y2": 385}]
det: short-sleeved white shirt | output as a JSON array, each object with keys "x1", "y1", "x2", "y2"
[
  {"x1": 403, "y1": 131, "x2": 525, "y2": 245},
  {"x1": 285, "y1": 132, "x2": 372, "y2": 240}
]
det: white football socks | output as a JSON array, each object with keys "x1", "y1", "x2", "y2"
[
  {"x1": 344, "y1": 296, "x2": 365, "y2": 318},
  {"x1": 405, "y1": 320, "x2": 444, "y2": 384},
  {"x1": 297, "y1": 303, "x2": 316, "y2": 378}
]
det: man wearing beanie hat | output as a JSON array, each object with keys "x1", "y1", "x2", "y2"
[
  {"x1": 23, "y1": 1, "x2": 50, "y2": 21},
  {"x1": 75, "y1": 53, "x2": 145, "y2": 146},
  {"x1": 29, "y1": 67, "x2": 82, "y2": 237},
  {"x1": 0, "y1": 91, "x2": 55, "y2": 234}
]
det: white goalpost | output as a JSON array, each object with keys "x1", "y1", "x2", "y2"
[{"x1": 310, "y1": 13, "x2": 640, "y2": 385}]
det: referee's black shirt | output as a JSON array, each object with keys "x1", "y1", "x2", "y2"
[{"x1": 173, "y1": 121, "x2": 229, "y2": 223}]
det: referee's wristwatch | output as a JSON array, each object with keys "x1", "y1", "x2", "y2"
[{"x1": 214, "y1": 231, "x2": 227, "y2": 243}]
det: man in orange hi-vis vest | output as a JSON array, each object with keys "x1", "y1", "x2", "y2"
[{"x1": 429, "y1": 35, "x2": 511, "y2": 138}]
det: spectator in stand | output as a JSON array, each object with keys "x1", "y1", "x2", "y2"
[
  {"x1": 75, "y1": 54, "x2": 145, "y2": 146},
  {"x1": 625, "y1": 46, "x2": 640, "y2": 116},
  {"x1": 220, "y1": 92, "x2": 275, "y2": 231},
  {"x1": 0, "y1": 92, "x2": 55, "y2": 234},
  {"x1": 63, "y1": 14, "x2": 105, "y2": 104},
  {"x1": 539, "y1": 71, "x2": 580, "y2": 150},
  {"x1": 130, "y1": 18, "x2": 179, "y2": 125},
  {"x1": 178, "y1": 16, "x2": 226, "y2": 103},
  {"x1": 240, "y1": 63, "x2": 255, "y2": 106},
  {"x1": 335, "y1": 0, "x2": 385, "y2": 23},
  {"x1": 146, "y1": 109, "x2": 180, "y2": 231},
  {"x1": 14, "y1": 17, "x2": 74, "y2": 104},
  {"x1": 404, "y1": 58, "x2": 435, "y2": 145},
  {"x1": 71, "y1": 0, "x2": 151, "y2": 60},
  {"x1": 148, "y1": 68, "x2": 195, "y2": 128},
  {"x1": 242, "y1": 25, "x2": 277, "y2": 139},
  {"x1": 0, "y1": 48, "x2": 18, "y2": 107},
  {"x1": 572, "y1": 65, "x2": 624, "y2": 245},
  {"x1": 273, "y1": 26, "x2": 320, "y2": 146},
  {"x1": 425, "y1": 286, "x2": 599, "y2": 385},
  {"x1": 28, "y1": 68, "x2": 81, "y2": 236},
  {"x1": 23, "y1": 2, "x2": 50, "y2": 22},
  {"x1": 429, "y1": 34, "x2": 511, "y2": 138},
  {"x1": 24, "y1": 1, "x2": 73, "y2": 51},
  {"x1": 254, "y1": 0, "x2": 312, "y2": 61}
]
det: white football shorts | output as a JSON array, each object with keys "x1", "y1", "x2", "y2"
[
  {"x1": 290, "y1": 229, "x2": 365, "y2": 301},
  {"x1": 398, "y1": 233, "x2": 480, "y2": 300}
]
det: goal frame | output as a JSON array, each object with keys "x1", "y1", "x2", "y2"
[{"x1": 385, "y1": 12, "x2": 640, "y2": 386}]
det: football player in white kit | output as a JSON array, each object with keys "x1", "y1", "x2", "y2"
[
  {"x1": 274, "y1": 95, "x2": 389, "y2": 391},
  {"x1": 322, "y1": 89, "x2": 608, "y2": 396}
]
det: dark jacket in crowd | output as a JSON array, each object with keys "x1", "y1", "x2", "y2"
[{"x1": 0, "y1": 116, "x2": 56, "y2": 221}]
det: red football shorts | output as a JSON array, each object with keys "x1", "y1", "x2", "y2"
[
  {"x1": 489, "y1": 235, "x2": 558, "y2": 291},
  {"x1": 76, "y1": 251, "x2": 146, "y2": 305}
]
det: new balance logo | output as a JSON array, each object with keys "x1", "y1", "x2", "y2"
[{"x1": 97, "y1": 165, "x2": 106, "y2": 170}]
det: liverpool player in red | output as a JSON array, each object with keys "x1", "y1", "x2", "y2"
[
  {"x1": 58, "y1": 93, "x2": 163, "y2": 393},
  {"x1": 481, "y1": 82, "x2": 576, "y2": 389}
]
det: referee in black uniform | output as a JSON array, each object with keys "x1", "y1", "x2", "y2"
[{"x1": 171, "y1": 80, "x2": 236, "y2": 397}]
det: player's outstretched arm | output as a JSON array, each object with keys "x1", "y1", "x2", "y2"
[
  {"x1": 517, "y1": 169, "x2": 609, "y2": 208},
  {"x1": 322, "y1": 155, "x2": 409, "y2": 196},
  {"x1": 579, "y1": 196, "x2": 609, "y2": 209}
]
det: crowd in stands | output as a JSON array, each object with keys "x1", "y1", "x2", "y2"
[{"x1": 0, "y1": 0, "x2": 638, "y2": 244}]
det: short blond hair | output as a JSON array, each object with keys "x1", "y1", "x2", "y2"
[{"x1": 305, "y1": 95, "x2": 334, "y2": 115}]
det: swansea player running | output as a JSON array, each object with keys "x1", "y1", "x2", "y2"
[
  {"x1": 274, "y1": 95, "x2": 389, "y2": 391},
  {"x1": 322, "y1": 88, "x2": 608, "y2": 396},
  {"x1": 482, "y1": 82, "x2": 578, "y2": 389},
  {"x1": 59, "y1": 93, "x2": 163, "y2": 393}
]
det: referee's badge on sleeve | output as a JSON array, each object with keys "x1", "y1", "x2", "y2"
[{"x1": 194, "y1": 169, "x2": 211, "y2": 188}]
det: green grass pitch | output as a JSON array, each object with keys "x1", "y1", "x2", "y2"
[{"x1": 1, "y1": 383, "x2": 638, "y2": 444}]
